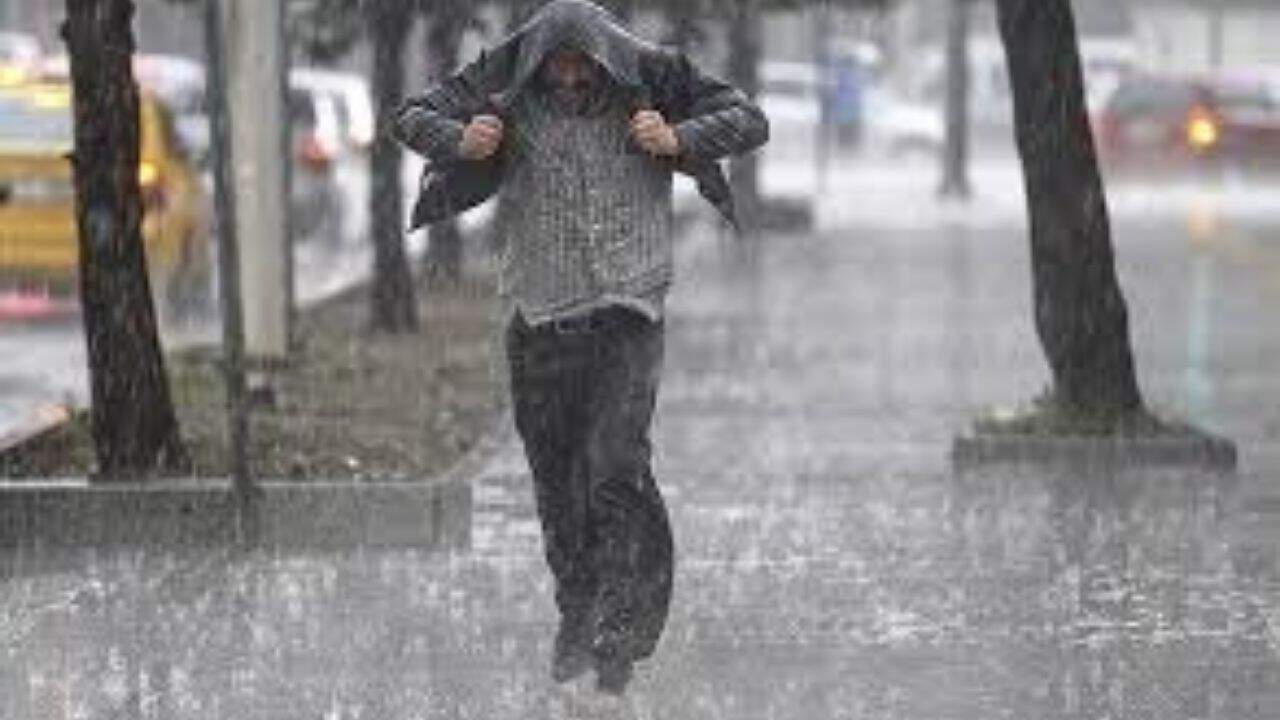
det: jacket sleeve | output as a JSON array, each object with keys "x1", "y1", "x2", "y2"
[
  {"x1": 391, "y1": 56, "x2": 492, "y2": 166},
  {"x1": 669, "y1": 55, "x2": 770, "y2": 163}
]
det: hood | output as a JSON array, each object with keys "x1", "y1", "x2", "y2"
[{"x1": 492, "y1": 0, "x2": 649, "y2": 107}]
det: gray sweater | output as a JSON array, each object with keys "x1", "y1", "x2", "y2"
[{"x1": 494, "y1": 88, "x2": 673, "y2": 325}]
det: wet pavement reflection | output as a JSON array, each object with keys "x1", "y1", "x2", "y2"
[{"x1": 2, "y1": 189, "x2": 1279, "y2": 717}]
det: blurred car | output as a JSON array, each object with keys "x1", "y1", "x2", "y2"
[
  {"x1": 290, "y1": 68, "x2": 374, "y2": 247},
  {"x1": 0, "y1": 31, "x2": 39, "y2": 69},
  {"x1": 0, "y1": 80, "x2": 211, "y2": 318},
  {"x1": 757, "y1": 60, "x2": 823, "y2": 166},
  {"x1": 862, "y1": 86, "x2": 944, "y2": 159},
  {"x1": 760, "y1": 60, "x2": 823, "y2": 126},
  {"x1": 758, "y1": 59, "x2": 942, "y2": 160},
  {"x1": 912, "y1": 39, "x2": 1014, "y2": 134},
  {"x1": 1078, "y1": 38, "x2": 1137, "y2": 114},
  {"x1": 910, "y1": 37, "x2": 1135, "y2": 142},
  {"x1": 1095, "y1": 73, "x2": 1280, "y2": 174},
  {"x1": 0, "y1": 33, "x2": 40, "y2": 90},
  {"x1": 37, "y1": 53, "x2": 212, "y2": 164},
  {"x1": 290, "y1": 67, "x2": 375, "y2": 152},
  {"x1": 287, "y1": 81, "x2": 346, "y2": 246}
]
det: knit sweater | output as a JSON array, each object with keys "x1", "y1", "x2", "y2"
[{"x1": 496, "y1": 89, "x2": 673, "y2": 325}]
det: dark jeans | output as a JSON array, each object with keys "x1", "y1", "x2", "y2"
[{"x1": 506, "y1": 306, "x2": 674, "y2": 662}]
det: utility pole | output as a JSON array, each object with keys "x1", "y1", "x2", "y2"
[
  {"x1": 223, "y1": 0, "x2": 290, "y2": 378},
  {"x1": 1207, "y1": 0, "x2": 1225, "y2": 70},
  {"x1": 813, "y1": 1, "x2": 832, "y2": 195},
  {"x1": 939, "y1": 0, "x2": 972, "y2": 200},
  {"x1": 202, "y1": 0, "x2": 251, "y2": 505}
]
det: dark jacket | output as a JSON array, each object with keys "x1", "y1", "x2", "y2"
[{"x1": 391, "y1": 0, "x2": 769, "y2": 231}]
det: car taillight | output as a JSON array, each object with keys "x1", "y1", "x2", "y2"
[
  {"x1": 297, "y1": 133, "x2": 333, "y2": 171},
  {"x1": 1186, "y1": 108, "x2": 1220, "y2": 152}
]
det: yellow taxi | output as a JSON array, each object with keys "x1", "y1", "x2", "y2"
[{"x1": 0, "y1": 74, "x2": 209, "y2": 319}]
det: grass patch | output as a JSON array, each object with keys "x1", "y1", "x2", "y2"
[{"x1": 2, "y1": 269, "x2": 503, "y2": 481}]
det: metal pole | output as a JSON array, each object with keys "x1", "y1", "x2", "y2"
[
  {"x1": 225, "y1": 0, "x2": 289, "y2": 366},
  {"x1": 813, "y1": 1, "x2": 831, "y2": 195},
  {"x1": 277, "y1": 0, "x2": 296, "y2": 350},
  {"x1": 1208, "y1": 0, "x2": 1225, "y2": 71},
  {"x1": 203, "y1": 0, "x2": 253, "y2": 505},
  {"x1": 939, "y1": 0, "x2": 972, "y2": 200}
]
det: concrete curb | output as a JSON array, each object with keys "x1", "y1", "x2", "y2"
[
  {"x1": 0, "y1": 477, "x2": 473, "y2": 550},
  {"x1": 951, "y1": 432, "x2": 1239, "y2": 472}
]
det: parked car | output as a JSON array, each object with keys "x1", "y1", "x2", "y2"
[
  {"x1": 910, "y1": 36, "x2": 1136, "y2": 142},
  {"x1": 862, "y1": 86, "x2": 944, "y2": 159},
  {"x1": 287, "y1": 81, "x2": 346, "y2": 245},
  {"x1": 0, "y1": 31, "x2": 39, "y2": 67},
  {"x1": 0, "y1": 80, "x2": 211, "y2": 318},
  {"x1": 289, "y1": 67, "x2": 375, "y2": 152},
  {"x1": 290, "y1": 68, "x2": 374, "y2": 247},
  {"x1": 1095, "y1": 72, "x2": 1280, "y2": 174}
]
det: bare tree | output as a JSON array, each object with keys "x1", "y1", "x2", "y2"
[
  {"x1": 419, "y1": 0, "x2": 483, "y2": 282},
  {"x1": 365, "y1": 0, "x2": 421, "y2": 332},
  {"x1": 63, "y1": 0, "x2": 188, "y2": 477},
  {"x1": 939, "y1": 0, "x2": 971, "y2": 199},
  {"x1": 995, "y1": 0, "x2": 1143, "y2": 417}
]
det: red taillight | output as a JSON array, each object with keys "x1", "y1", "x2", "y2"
[{"x1": 297, "y1": 133, "x2": 333, "y2": 171}]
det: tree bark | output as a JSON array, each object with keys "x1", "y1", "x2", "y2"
[
  {"x1": 726, "y1": 0, "x2": 762, "y2": 224},
  {"x1": 939, "y1": 0, "x2": 971, "y2": 199},
  {"x1": 994, "y1": 0, "x2": 1143, "y2": 414},
  {"x1": 367, "y1": 1, "x2": 419, "y2": 332},
  {"x1": 422, "y1": 4, "x2": 465, "y2": 282},
  {"x1": 63, "y1": 0, "x2": 188, "y2": 478}
]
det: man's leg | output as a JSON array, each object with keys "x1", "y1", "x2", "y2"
[
  {"x1": 584, "y1": 310, "x2": 675, "y2": 692},
  {"x1": 506, "y1": 317, "x2": 598, "y2": 681}
]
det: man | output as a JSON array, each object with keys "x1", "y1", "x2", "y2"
[{"x1": 392, "y1": 0, "x2": 767, "y2": 698}]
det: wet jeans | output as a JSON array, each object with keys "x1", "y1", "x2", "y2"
[{"x1": 506, "y1": 306, "x2": 674, "y2": 662}]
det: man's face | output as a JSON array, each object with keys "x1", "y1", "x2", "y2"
[{"x1": 542, "y1": 49, "x2": 599, "y2": 103}]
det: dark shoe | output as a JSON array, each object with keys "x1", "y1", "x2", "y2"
[
  {"x1": 594, "y1": 655, "x2": 634, "y2": 696},
  {"x1": 551, "y1": 621, "x2": 594, "y2": 683}
]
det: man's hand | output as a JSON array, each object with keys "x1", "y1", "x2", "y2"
[
  {"x1": 630, "y1": 110, "x2": 681, "y2": 157},
  {"x1": 458, "y1": 114, "x2": 504, "y2": 160}
]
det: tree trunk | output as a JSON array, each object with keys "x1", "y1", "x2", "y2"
[
  {"x1": 422, "y1": 5, "x2": 465, "y2": 283},
  {"x1": 367, "y1": 2, "x2": 419, "y2": 333},
  {"x1": 994, "y1": 0, "x2": 1143, "y2": 414},
  {"x1": 939, "y1": 0, "x2": 971, "y2": 199},
  {"x1": 63, "y1": 0, "x2": 188, "y2": 478},
  {"x1": 726, "y1": 0, "x2": 762, "y2": 223}
]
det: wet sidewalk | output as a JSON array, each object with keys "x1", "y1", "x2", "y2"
[{"x1": 2, "y1": 200, "x2": 1279, "y2": 718}]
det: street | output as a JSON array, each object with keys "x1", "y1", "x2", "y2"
[{"x1": 1, "y1": 151, "x2": 1278, "y2": 717}]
